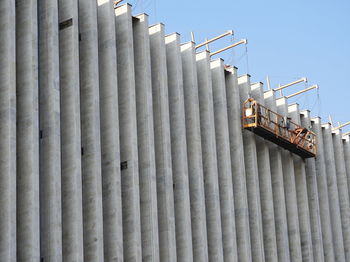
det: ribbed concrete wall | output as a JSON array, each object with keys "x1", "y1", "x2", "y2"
[
  {"x1": 288, "y1": 104, "x2": 314, "y2": 262},
  {"x1": 251, "y1": 82, "x2": 278, "y2": 262},
  {"x1": 344, "y1": 136, "x2": 350, "y2": 196},
  {"x1": 311, "y1": 117, "x2": 336, "y2": 262},
  {"x1": 322, "y1": 123, "x2": 346, "y2": 262},
  {"x1": 196, "y1": 50, "x2": 224, "y2": 262},
  {"x1": 300, "y1": 111, "x2": 324, "y2": 262},
  {"x1": 180, "y1": 42, "x2": 209, "y2": 262},
  {"x1": 211, "y1": 59, "x2": 238, "y2": 262},
  {"x1": 276, "y1": 97, "x2": 303, "y2": 262},
  {"x1": 16, "y1": 0, "x2": 40, "y2": 261},
  {"x1": 332, "y1": 129, "x2": 350, "y2": 261},
  {"x1": 115, "y1": 4, "x2": 142, "y2": 261},
  {"x1": 238, "y1": 75, "x2": 265, "y2": 262},
  {"x1": 59, "y1": 0, "x2": 84, "y2": 260},
  {"x1": 264, "y1": 90, "x2": 291, "y2": 262},
  {"x1": 225, "y1": 66, "x2": 252, "y2": 262},
  {"x1": 133, "y1": 13, "x2": 159, "y2": 262},
  {"x1": 1, "y1": 1, "x2": 350, "y2": 261},
  {"x1": 0, "y1": 0, "x2": 16, "y2": 261}
]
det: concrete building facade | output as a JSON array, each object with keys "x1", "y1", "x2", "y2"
[{"x1": 0, "y1": 1, "x2": 349, "y2": 261}]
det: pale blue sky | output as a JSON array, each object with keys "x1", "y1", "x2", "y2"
[{"x1": 130, "y1": 0, "x2": 350, "y2": 132}]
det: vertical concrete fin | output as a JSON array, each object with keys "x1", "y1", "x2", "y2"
[
  {"x1": 343, "y1": 136, "x2": 350, "y2": 200},
  {"x1": 211, "y1": 60, "x2": 238, "y2": 262},
  {"x1": 181, "y1": 42, "x2": 209, "y2": 262},
  {"x1": 0, "y1": 0, "x2": 16, "y2": 260},
  {"x1": 288, "y1": 104, "x2": 314, "y2": 262},
  {"x1": 321, "y1": 124, "x2": 346, "y2": 261},
  {"x1": 78, "y1": 0, "x2": 104, "y2": 260},
  {"x1": 196, "y1": 51, "x2": 224, "y2": 262},
  {"x1": 251, "y1": 82, "x2": 278, "y2": 262},
  {"x1": 300, "y1": 111, "x2": 325, "y2": 262},
  {"x1": 311, "y1": 118, "x2": 336, "y2": 262},
  {"x1": 38, "y1": 0, "x2": 63, "y2": 260},
  {"x1": 97, "y1": 1, "x2": 123, "y2": 261},
  {"x1": 165, "y1": 33, "x2": 193, "y2": 262},
  {"x1": 263, "y1": 90, "x2": 291, "y2": 262},
  {"x1": 133, "y1": 13, "x2": 160, "y2": 262},
  {"x1": 16, "y1": 0, "x2": 40, "y2": 260},
  {"x1": 225, "y1": 67, "x2": 252, "y2": 262},
  {"x1": 149, "y1": 23, "x2": 177, "y2": 262},
  {"x1": 276, "y1": 98, "x2": 302, "y2": 262},
  {"x1": 59, "y1": 0, "x2": 84, "y2": 260},
  {"x1": 332, "y1": 130, "x2": 350, "y2": 261},
  {"x1": 115, "y1": 4, "x2": 142, "y2": 261},
  {"x1": 238, "y1": 75, "x2": 265, "y2": 262}
]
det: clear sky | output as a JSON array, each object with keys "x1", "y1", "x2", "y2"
[{"x1": 130, "y1": 0, "x2": 350, "y2": 133}]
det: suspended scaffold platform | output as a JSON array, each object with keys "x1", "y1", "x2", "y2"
[{"x1": 242, "y1": 98, "x2": 316, "y2": 158}]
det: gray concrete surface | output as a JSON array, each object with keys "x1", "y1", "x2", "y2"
[
  {"x1": 2, "y1": 2, "x2": 350, "y2": 261},
  {"x1": 300, "y1": 111, "x2": 324, "y2": 262},
  {"x1": 166, "y1": 33, "x2": 193, "y2": 262},
  {"x1": 344, "y1": 136, "x2": 350, "y2": 199},
  {"x1": 238, "y1": 75, "x2": 265, "y2": 262},
  {"x1": 263, "y1": 90, "x2": 291, "y2": 262},
  {"x1": 211, "y1": 59, "x2": 238, "y2": 262},
  {"x1": 332, "y1": 129, "x2": 350, "y2": 261},
  {"x1": 311, "y1": 118, "x2": 336, "y2": 262},
  {"x1": 225, "y1": 66, "x2": 252, "y2": 262},
  {"x1": 196, "y1": 51, "x2": 224, "y2": 262},
  {"x1": 0, "y1": 0, "x2": 16, "y2": 260},
  {"x1": 149, "y1": 23, "x2": 177, "y2": 262},
  {"x1": 38, "y1": 0, "x2": 62, "y2": 260},
  {"x1": 250, "y1": 82, "x2": 278, "y2": 262},
  {"x1": 276, "y1": 97, "x2": 302, "y2": 262},
  {"x1": 133, "y1": 13, "x2": 160, "y2": 262},
  {"x1": 16, "y1": 0, "x2": 41, "y2": 260},
  {"x1": 58, "y1": 0, "x2": 84, "y2": 260},
  {"x1": 322, "y1": 123, "x2": 346, "y2": 262},
  {"x1": 288, "y1": 104, "x2": 314, "y2": 262},
  {"x1": 181, "y1": 42, "x2": 209, "y2": 262},
  {"x1": 78, "y1": 0, "x2": 104, "y2": 260},
  {"x1": 115, "y1": 4, "x2": 142, "y2": 261},
  {"x1": 97, "y1": 1, "x2": 123, "y2": 261}
]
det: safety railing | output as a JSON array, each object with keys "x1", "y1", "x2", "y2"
[{"x1": 242, "y1": 98, "x2": 316, "y2": 157}]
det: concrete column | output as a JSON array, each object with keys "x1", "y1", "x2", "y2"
[
  {"x1": 78, "y1": 0, "x2": 104, "y2": 260},
  {"x1": 238, "y1": 75, "x2": 265, "y2": 262},
  {"x1": 332, "y1": 129, "x2": 350, "y2": 261},
  {"x1": 211, "y1": 59, "x2": 238, "y2": 262},
  {"x1": 250, "y1": 82, "x2": 278, "y2": 262},
  {"x1": 149, "y1": 23, "x2": 177, "y2": 262},
  {"x1": 58, "y1": 0, "x2": 84, "y2": 260},
  {"x1": 38, "y1": 0, "x2": 62, "y2": 260},
  {"x1": 225, "y1": 66, "x2": 252, "y2": 262},
  {"x1": 264, "y1": 90, "x2": 290, "y2": 262},
  {"x1": 321, "y1": 123, "x2": 345, "y2": 261},
  {"x1": 133, "y1": 14, "x2": 159, "y2": 262},
  {"x1": 16, "y1": 0, "x2": 40, "y2": 260},
  {"x1": 288, "y1": 104, "x2": 314, "y2": 262},
  {"x1": 276, "y1": 97, "x2": 302, "y2": 262},
  {"x1": 0, "y1": 0, "x2": 16, "y2": 260},
  {"x1": 311, "y1": 118, "x2": 336, "y2": 262},
  {"x1": 344, "y1": 136, "x2": 350, "y2": 197},
  {"x1": 115, "y1": 4, "x2": 142, "y2": 261},
  {"x1": 181, "y1": 42, "x2": 209, "y2": 262},
  {"x1": 97, "y1": 1, "x2": 123, "y2": 261},
  {"x1": 196, "y1": 51, "x2": 224, "y2": 262},
  {"x1": 300, "y1": 111, "x2": 324, "y2": 262},
  {"x1": 165, "y1": 33, "x2": 193, "y2": 262}
]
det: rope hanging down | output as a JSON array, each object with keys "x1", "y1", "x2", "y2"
[{"x1": 245, "y1": 43, "x2": 249, "y2": 75}]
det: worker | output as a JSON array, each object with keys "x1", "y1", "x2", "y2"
[{"x1": 283, "y1": 116, "x2": 291, "y2": 130}]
